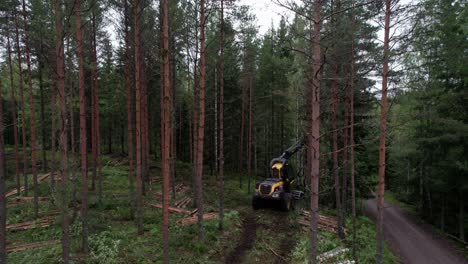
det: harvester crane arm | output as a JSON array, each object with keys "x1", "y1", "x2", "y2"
[{"x1": 270, "y1": 138, "x2": 305, "y2": 167}]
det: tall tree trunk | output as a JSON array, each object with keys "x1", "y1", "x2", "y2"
[
  {"x1": 22, "y1": 0, "x2": 39, "y2": 219},
  {"x1": 0, "y1": 77, "x2": 7, "y2": 264},
  {"x1": 218, "y1": 0, "x2": 225, "y2": 231},
  {"x1": 331, "y1": 59, "x2": 343, "y2": 238},
  {"x1": 342, "y1": 95, "x2": 349, "y2": 216},
  {"x1": 377, "y1": 0, "x2": 391, "y2": 262},
  {"x1": 239, "y1": 71, "x2": 246, "y2": 184},
  {"x1": 91, "y1": 12, "x2": 102, "y2": 203},
  {"x1": 74, "y1": 0, "x2": 89, "y2": 253},
  {"x1": 196, "y1": 0, "x2": 206, "y2": 241},
  {"x1": 14, "y1": 12, "x2": 28, "y2": 197},
  {"x1": 247, "y1": 73, "x2": 253, "y2": 194},
  {"x1": 192, "y1": 24, "x2": 199, "y2": 198},
  {"x1": 53, "y1": 0, "x2": 70, "y2": 261},
  {"x1": 161, "y1": 1, "x2": 171, "y2": 261},
  {"x1": 124, "y1": 0, "x2": 136, "y2": 220},
  {"x1": 134, "y1": 0, "x2": 144, "y2": 235},
  {"x1": 6, "y1": 29, "x2": 21, "y2": 195},
  {"x1": 51, "y1": 81, "x2": 57, "y2": 191},
  {"x1": 214, "y1": 67, "x2": 218, "y2": 176},
  {"x1": 39, "y1": 53, "x2": 47, "y2": 172},
  {"x1": 308, "y1": 0, "x2": 322, "y2": 262},
  {"x1": 349, "y1": 0, "x2": 357, "y2": 256}
]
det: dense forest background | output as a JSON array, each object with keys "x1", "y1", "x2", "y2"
[{"x1": 0, "y1": 0, "x2": 466, "y2": 263}]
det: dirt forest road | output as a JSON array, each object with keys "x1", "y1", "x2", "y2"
[{"x1": 364, "y1": 198, "x2": 468, "y2": 264}]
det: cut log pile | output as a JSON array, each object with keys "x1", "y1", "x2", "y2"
[
  {"x1": 174, "y1": 183, "x2": 188, "y2": 194},
  {"x1": 318, "y1": 247, "x2": 349, "y2": 263},
  {"x1": 6, "y1": 217, "x2": 56, "y2": 232},
  {"x1": 6, "y1": 240, "x2": 60, "y2": 253},
  {"x1": 178, "y1": 212, "x2": 218, "y2": 226},
  {"x1": 6, "y1": 173, "x2": 54, "y2": 198},
  {"x1": 298, "y1": 210, "x2": 345, "y2": 234},
  {"x1": 174, "y1": 196, "x2": 191, "y2": 208},
  {"x1": 148, "y1": 183, "x2": 217, "y2": 226}
]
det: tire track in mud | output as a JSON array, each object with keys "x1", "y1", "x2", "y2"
[
  {"x1": 225, "y1": 215, "x2": 258, "y2": 264},
  {"x1": 225, "y1": 210, "x2": 297, "y2": 264}
]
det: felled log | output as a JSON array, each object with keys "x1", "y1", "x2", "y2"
[
  {"x1": 175, "y1": 197, "x2": 191, "y2": 208},
  {"x1": 6, "y1": 173, "x2": 53, "y2": 198},
  {"x1": 6, "y1": 217, "x2": 56, "y2": 232},
  {"x1": 148, "y1": 203, "x2": 190, "y2": 214},
  {"x1": 317, "y1": 247, "x2": 349, "y2": 262},
  {"x1": 6, "y1": 240, "x2": 60, "y2": 253},
  {"x1": 178, "y1": 212, "x2": 218, "y2": 226}
]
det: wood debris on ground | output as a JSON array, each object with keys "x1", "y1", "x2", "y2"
[
  {"x1": 148, "y1": 203, "x2": 190, "y2": 214},
  {"x1": 6, "y1": 217, "x2": 56, "y2": 232},
  {"x1": 178, "y1": 212, "x2": 218, "y2": 226},
  {"x1": 5, "y1": 173, "x2": 54, "y2": 198},
  {"x1": 336, "y1": 261, "x2": 355, "y2": 264},
  {"x1": 298, "y1": 210, "x2": 346, "y2": 234},
  {"x1": 317, "y1": 247, "x2": 349, "y2": 262},
  {"x1": 8, "y1": 197, "x2": 49, "y2": 205},
  {"x1": 6, "y1": 240, "x2": 60, "y2": 253}
]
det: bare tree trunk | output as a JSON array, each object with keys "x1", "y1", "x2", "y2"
[
  {"x1": 330, "y1": 24, "x2": 343, "y2": 237},
  {"x1": 134, "y1": 0, "x2": 144, "y2": 235},
  {"x1": 196, "y1": 0, "x2": 206, "y2": 241},
  {"x1": 74, "y1": 0, "x2": 89, "y2": 253},
  {"x1": 214, "y1": 67, "x2": 218, "y2": 176},
  {"x1": 161, "y1": 1, "x2": 171, "y2": 261},
  {"x1": 22, "y1": 0, "x2": 40, "y2": 219},
  {"x1": 124, "y1": 0, "x2": 136, "y2": 220},
  {"x1": 376, "y1": 0, "x2": 391, "y2": 262},
  {"x1": 349, "y1": 0, "x2": 357, "y2": 256},
  {"x1": 14, "y1": 12, "x2": 28, "y2": 197},
  {"x1": 192, "y1": 23, "x2": 199, "y2": 197},
  {"x1": 342, "y1": 95, "x2": 349, "y2": 216},
  {"x1": 247, "y1": 73, "x2": 253, "y2": 194},
  {"x1": 218, "y1": 0, "x2": 225, "y2": 231},
  {"x1": 51, "y1": 81, "x2": 57, "y2": 191},
  {"x1": 39, "y1": 55, "x2": 47, "y2": 172},
  {"x1": 239, "y1": 72, "x2": 246, "y2": 183},
  {"x1": 0, "y1": 77, "x2": 7, "y2": 264},
  {"x1": 53, "y1": 0, "x2": 70, "y2": 261},
  {"x1": 91, "y1": 12, "x2": 102, "y2": 203},
  {"x1": 308, "y1": 0, "x2": 322, "y2": 262},
  {"x1": 6, "y1": 29, "x2": 21, "y2": 195}
]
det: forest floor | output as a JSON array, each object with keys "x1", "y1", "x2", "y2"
[
  {"x1": 363, "y1": 196, "x2": 468, "y2": 264},
  {"x1": 4, "y1": 152, "x2": 397, "y2": 263}
]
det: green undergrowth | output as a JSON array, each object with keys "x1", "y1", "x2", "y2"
[
  {"x1": 5, "y1": 153, "x2": 398, "y2": 263},
  {"x1": 290, "y1": 215, "x2": 399, "y2": 264}
]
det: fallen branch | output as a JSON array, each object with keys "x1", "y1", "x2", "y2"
[
  {"x1": 6, "y1": 240, "x2": 60, "y2": 253},
  {"x1": 263, "y1": 242, "x2": 288, "y2": 263}
]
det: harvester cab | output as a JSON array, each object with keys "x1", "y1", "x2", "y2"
[{"x1": 252, "y1": 139, "x2": 305, "y2": 211}]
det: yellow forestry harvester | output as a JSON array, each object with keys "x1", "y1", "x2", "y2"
[{"x1": 252, "y1": 140, "x2": 305, "y2": 211}]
